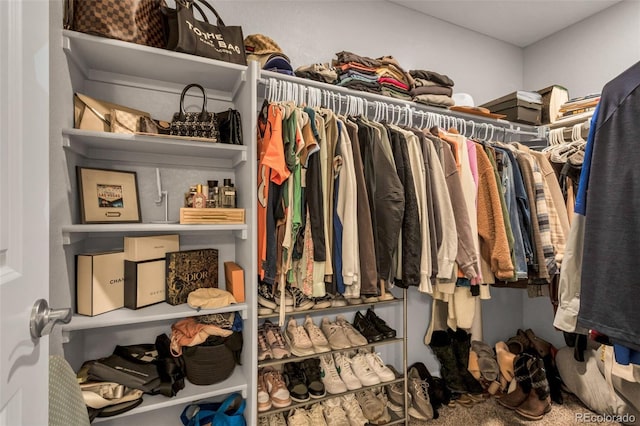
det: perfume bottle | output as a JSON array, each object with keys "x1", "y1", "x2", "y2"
[
  {"x1": 192, "y1": 184, "x2": 207, "y2": 208},
  {"x1": 220, "y1": 178, "x2": 237, "y2": 208},
  {"x1": 207, "y1": 180, "x2": 219, "y2": 208}
]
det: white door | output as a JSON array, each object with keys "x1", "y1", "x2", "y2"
[{"x1": 0, "y1": 0, "x2": 50, "y2": 425}]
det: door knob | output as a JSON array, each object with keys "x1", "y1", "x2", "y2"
[{"x1": 29, "y1": 299, "x2": 72, "y2": 339}]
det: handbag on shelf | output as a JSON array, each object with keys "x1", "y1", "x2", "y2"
[
  {"x1": 162, "y1": 0, "x2": 247, "y2": 65},
  {"x1": 139, "y1": 116, "x2": 172, "y2": 135},
  {"x1": 74, "y1": 93, "x2": 150, "y2": 133},
  {"x1": 216, "y1": 109, "x2": 243, "y2": 145},
  {"x1": 170, "y1": 84, "x2": 219, "y2": 141},
  {"x1": 179, "y1": 392, "x2": 246, "y2": 426},
  {"x1": 111, "y1": 109, "x2": 142, "y2": 134},
  {"x1": 64, "y1": 0, "x2": 167, "y2": 49}
]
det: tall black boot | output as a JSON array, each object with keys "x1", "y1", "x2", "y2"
[
  {"x1": 429, "y1": 330, "x2": 466, "y2": 393},
  {"x1": 448, "y1": 329, "x2": 484, "y2": 394}
]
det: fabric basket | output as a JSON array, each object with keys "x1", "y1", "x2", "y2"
[{"x1": 182, "y1": 342, "x2": 235, "y2": 385}]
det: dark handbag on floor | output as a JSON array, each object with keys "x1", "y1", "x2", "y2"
[
  {"x1": 170, "y1": 84, "x2": 219, "y2": 140},
  {"x1": 64, "y1": 0, "x2": 166, "y2": 49},
  {"x1": 216, "y1": 109, "x2": 243, "y2": 145},
  {"x1": 180, "y1": 392, "x2": 246, "y2": 426},
  {"x1": 162, "y1": 0, "x2": 247, "y2": 65}
]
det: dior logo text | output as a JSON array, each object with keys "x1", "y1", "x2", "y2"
[
  {"x1": 110, "y1": 278, "x2": 124, "y2": 284},
  {"x1": 184, "y1": 21, "x2": 242, "y2": 54},
  {"x1": 186, "y1": 271, "x2": 208, "y2": 281}
]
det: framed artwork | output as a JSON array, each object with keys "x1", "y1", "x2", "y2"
[{"x1": 77, "y1": 167, "x2": 141, "y2": 224}]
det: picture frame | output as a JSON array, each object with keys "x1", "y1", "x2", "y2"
[{"x1": 77, "y1": 167, "x2": 142, "y2": 224}]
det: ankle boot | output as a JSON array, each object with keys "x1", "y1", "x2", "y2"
[
  {"x1": 515, "y1": 390, "x2": 552, "y2": 420},
  {"x1": 496, "y1": 382, "x2": 528, "y2": 409},
  {"x1": 448, "y1": 329, "x2": 483, "y2": 394},
  {"x1": 429, "y1": 330, "x2": 467, "y2": 393}
]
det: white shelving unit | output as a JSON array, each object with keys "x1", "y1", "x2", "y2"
[{"x1": 51, "y1": 29, "x2": 259, "y2": 425}]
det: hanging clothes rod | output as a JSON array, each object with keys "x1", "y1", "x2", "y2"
[{"x1": 258, "y1": 76, "x2": 542, "y2": 139}]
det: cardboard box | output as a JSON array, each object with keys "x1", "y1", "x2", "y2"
[
  {"x1": 224, "y1": 262, "x2": 245, "y2": 303},
  {"x1": 124, "y1": 234, "x2": 179, "y2": 261},
  {"x1": 165, "y1": 249, "x2": 218, "y2": 305},
  {"x1": 124, "y1": 259, "x2": 166, "y2": 309},
  {"x1": 76, "y1": 251, "x2": 124, "y2": 316},
  {"x1": 537, "y1": 85, "x2": 569, "y2": 124},
  {"x1": 480, "y1": 92, "x2": 542, "y2": 125}
]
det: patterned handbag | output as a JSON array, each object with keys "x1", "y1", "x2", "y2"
[
  {"x1": 64, "y1": 0, "x2": 166, "y2": 49},
  {"x1": 170, "y1": 84, "x2": 219, "y2": 141}
]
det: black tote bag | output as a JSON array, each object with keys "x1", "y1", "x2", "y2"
[{"x1": 163, "y1": 0, "x2": 247, "y2": 65}]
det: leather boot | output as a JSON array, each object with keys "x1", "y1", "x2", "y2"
[
  {"x1": 515, "y1": 390, "x2": 552, "y2": 420},
  {"x1": 496, "y1": 382, "x2": 528, "y2": 409},
  {"x1": 429, "y1": 330, "x2": 467, "y2": 393}
]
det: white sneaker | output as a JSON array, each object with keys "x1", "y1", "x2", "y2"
[
  {"x1": 306, "y1": 403, "x2": 328, "y2": 426},
  {"x1": 268, "y1": 412, "x2": 287, "y2": 426},
  {"x1": 257, "y1": 369, "x2": 272, "y2": 412},
  {"x1": 354, "y1": 390, "x2": 385, "y2": 422},
  {"x1": 364, "y1": 352, "x2": 396, "y2": 382},
  {"x1": 304, "y1": 315, "x2": 331, "y2": 353},
  {"x1": 321, "y1": 317, "x2": 352, "y2": 350},
  {"x1": 285, "y1": 317, "x2": 315, "y2": 356},
  {"x1": 370, "y1": 387, "x2": 391, "y2": 425},
  {"x1": 322, "y1": 398, "x2": 350, "y2": 426},
  {"x1": 287, "y1": 408, "x2": 311, "y2": 426},
  {"x1": 319, "y1": 354, "x2": 348, "y2": 394},
  {"x1": 351, "y1": 353, "x2": 381, "y2": 386},
  {"x1": 336, "y1": 315, "x2": 368, "y2": 347},
  {"x1": 340, "y1": 393, "x2": 368, "y2": 426},
  {"x1": 333, "y1": 352, "x2": 362, "y2": 390}
]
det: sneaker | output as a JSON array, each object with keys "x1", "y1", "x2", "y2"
[
  {"x1": 257, "y1": 369, "x2": 272, "y2": 412},
  {"x1": 408, "y1": 367, "x2": 434, "y2": 420},
  {"x1": 354, "y1": 390, "x2": 385, "y2": 422},
  {"x1": 275, "y1": 285, "x2": 293, "y2": 306},
  {"x1": 300, "y1": 358, "x2": 326, "y2": 398},
  {"x1": 268, "y1": 412, "x2": 287, "y2": 426},
  {"x1": 283, "y1": 363, "x2": 310, "y2": 402},
  {"x1": 346, "y1": 296, "x2": 363, "y2": 305},
  {"x1": 304, "y1": 315, "x2": 331, "y2": 353},
  {"x1": 263, "y1": 320, "x2": 291, "y2": 359},
  {"x1": 331, "y1": 294, "x2": 348, "y2": 307},
  {"x1": 319, "y1": 354, "x2": 348, "y2": 394},
  {"x1": 312, "y1": 294, "x2": 332, "y2": 309},
  {"x1": 370, "y1": 387, "x2": 392, "y2": 425},
  {"x1": 333, "y1": 352, "x2": 362, "y2": 390},
  {"x1": 307, "y1": 403, "x2": 328, "y2": 426},
  {"x1": 258, "y1": 325, "x2": 274, "y2": 361},
  {"x1": 287, "y1": 408, "x2": 311, "y2": 426},
  {"x1": 258, "y1": 306, "x2": 274, "y2": 316},
  {"x1": 365, "y1": 308, "x2": 397, "y2": 339},
  {"x1": 290, "y1": 286, "x2": 315, "y2": 311},
  {"x1": 285, "y1": 317, "x2": 315, "y2": 356},
  {"x1": 259, "y1": 415, "x2": 270, "y2": 426},
  {"x1": 322, "y1": 398, "x2": 350, "y2": 426},
  {"x1": 336, "y1": 315, "x2": 368, "y2": 346},
  {"x1": 258, "y1": 282, "x2": 278, "y2": 309},
  {"x1": 364, "y1": 352, "x2": 396, "y2": 382},
  {"x1": 353, "y1": 311, "x2": 384, "y2": 342},
  {"x1": 351, "y1": 353, "x2": 381, "y2": 386},
  {"x1": 362, "y1": 295, "x2": 379, "y2": 304},
  {"x1": 321, "y1": 317, "x2": 352, "y2": 350},
  {"x1": 386, "y1": 381, "x2": 409, "y2": 416},
  {"x1": 263, "y1": 367, "x2": 292, "y2": 408},
  {"x1": 340, "y1": 393, "x2": 368, "y2": 426}
]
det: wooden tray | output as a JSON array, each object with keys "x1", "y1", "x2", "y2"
[{"x1": 179, "y1": 208, "x2": 245, "y2": 224}]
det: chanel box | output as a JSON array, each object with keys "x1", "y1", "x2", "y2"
[
  {"x1": 76, "y1": 251, "x2": 125, "y2": 316},
  {"x1": 165, "y1": 249, "x2": 218, "y2": 305},
  {"x1": 124, "y1": 234, "x2": 180, "y2": 262},
  {"x1": 124, "y1": 259, "x2": 166, "y2": 309},
  {"x1": 224, "y1": 261, "x2": 245, "y2": 303}
]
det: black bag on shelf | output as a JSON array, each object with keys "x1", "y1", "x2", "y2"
[
  {"x1": 162, "y1": 0, "x2": 247, "y2": 65},
  {"x1": 182, "y1": 331, "x2": 242, "y2": 386},
  {"x1": 170, "y1": 84, "x2": 219, "y2": 140},
  {"x1": 216, "y1": 109, "x2": 243, "y2": 145}
]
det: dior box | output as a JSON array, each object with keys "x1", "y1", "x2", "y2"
[
  {"x1": 224, "y1": 261, "x2": 245, "y2": 303},
  {"x1": 124, "y1": 259, "x2": 166, "y2": 309},
  {"x1": 76, "y1": 251, "x2": 125, "y2": 316},
  {"x1": 124, "y1": 234, "x2": 180, "y2": 262},
  {"x1": 165, "y1": 248, "x2": 218, "y2": 306}
]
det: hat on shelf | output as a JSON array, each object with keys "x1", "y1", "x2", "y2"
[
  {"x1": 244, "y1": 34, "x2": 293, "y2": 75},
  {"x1": 187, "y1": 288, "x2": 237, "y2": 310}
]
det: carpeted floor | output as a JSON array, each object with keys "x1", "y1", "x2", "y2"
[{"x1": 412, "y1": 392, "x2": 620, "y2": 426}]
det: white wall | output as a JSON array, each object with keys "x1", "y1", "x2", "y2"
[
  {"x1": 524, "y1": 0, "x2": 640, "y2": 98},
  {"x1": 213, "y1": 0, "x2": 524, "y2": 105}
]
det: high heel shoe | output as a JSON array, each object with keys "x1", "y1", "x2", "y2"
[{"x1": 495, "y1": 341, "x2": 516, "y2": 383}]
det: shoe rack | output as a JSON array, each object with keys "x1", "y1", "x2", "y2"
[{"x1": 256, "y1": 289, "x2": 408, "y2": 425}]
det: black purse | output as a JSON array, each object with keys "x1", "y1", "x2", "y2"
[
  {"x1": 170, "y1": 83, "x2": 219, "y2": 140},
  {"x1": 216, "y1": 109, "x2": 243, "y2": 145}
]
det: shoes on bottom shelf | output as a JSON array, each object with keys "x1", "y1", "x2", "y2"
[{"x1": 262, "y1": 367, "x2": 292, "y2": 409}]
